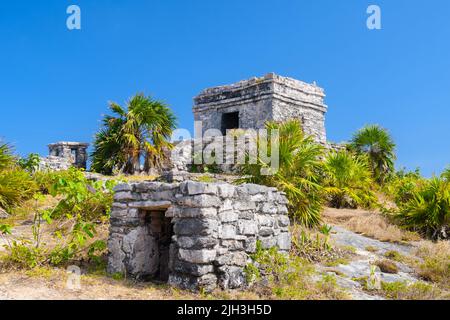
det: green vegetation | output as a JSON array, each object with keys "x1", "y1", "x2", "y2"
[
  {"x1": 322, "y1": 150, "x2": 377, "y2": 209},
  {"x1": 0, "y1": 143, "x2": 117, "y2": 269},
  {"x1": 244, "y1": 241, "x2": 348, "y2": 299},
  {"x1": 0, "y1": 142, "x2": 38, "y2": 213},
  {"x1": 396, "y1": 177, "x2": 449, "y2": 239},
  {"x1": 91, "y1": 93, "x2": 177, "y2": 175},
  {"x1": 349, "y1": 125, "x2": 396, "y2": 184},
  {"x1": 240, "y1": 120, "x2": 324, "y2": 227}
]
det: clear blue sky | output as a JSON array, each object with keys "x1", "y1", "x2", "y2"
[{"x1": 0, "y1": 0, "x2": 449, "y2": 176}]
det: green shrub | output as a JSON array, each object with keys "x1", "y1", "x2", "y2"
[
  {"x1": 46, "y1": 168, "x2": 116, "y2": 220},
  {"x1": 322, "y1": 150, "x2": 377, "y2": 209},
  {"x1": 384, "y1": 169, "x2": 425, "y2": 206},
  {"x1": 18, "y1": 153, "x2": 41, "y2": 173},
  {"x1": 396, "y1": 177, "x2": 450, "y2": 239}
]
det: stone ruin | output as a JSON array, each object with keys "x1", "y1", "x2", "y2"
[
  {"x1": 107, "y1": 181, "x2": 290, "y2": 291},
  {"x1": 193, "y1": 73, "x2": 328, "y2": 144},
  {"x1": 39, "y1": 141, "x2": 89, "y2": 171}
]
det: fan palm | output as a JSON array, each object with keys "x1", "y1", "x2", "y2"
[
  {"x1": 0, "y1": 142, "x2": 15, "y2": 171},
  {"x1": 350, "y1": 125, "x2": 396, "y2": 184},
  {"x1": 397, "y1": 177, "x2": 450, "y2": 240},
  {"x1": 322, "y1": 150, "x2": 377, "y2": 209},
  {"x1": 91, "y1": 94, "x2": 176, "y2": 175},
  {"x1": 240, "y1": 120, "x2": 324, "y2": 227}
]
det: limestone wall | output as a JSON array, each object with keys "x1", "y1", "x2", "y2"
[{"x1": 108, "y1": 181, "x2": 291, "y2": 291}]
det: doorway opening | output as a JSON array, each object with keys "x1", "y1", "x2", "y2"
[
  {"x1": 221, "y1": 111, "x2": 240, "y2": 135},
  {"x1": 146, "y1": 210, "x2": 173, "y2": 282}
]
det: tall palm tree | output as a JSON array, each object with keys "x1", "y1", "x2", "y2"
[
  {"x1": 350, "y1": 125, "x2": 396, "y2": 184},
  {"x1": 91, "y1": 94, "x2": 177, "y2": 175},
  {"x1": 240, "y1": 120, "x2": 324, "y2": 227}
]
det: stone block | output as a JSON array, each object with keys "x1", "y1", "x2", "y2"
[
  {"x1": 238, "y1": 220, "x2": 257, "y2": 235},
  {"x1": 177, "y1": 195, "x2": 221, "y2": 208},
  {"x1": 179, "y1": 249, "x2": 217, "y2": 264},
  {"x1": 173, "y1": 219, "x2": 218, "y2": 236},
  {"x1": 176, "y1": 236, "x2": 218, "y2": 249},
  {"x1": 219, "y1": 224, "x2": 237, "y2": 239}
]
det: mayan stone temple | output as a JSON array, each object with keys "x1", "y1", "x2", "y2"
[
  {"x1": 39, "y1": 141, "x2": 89, "y2": 171},
  {"x1": 107, "y1": 73, "x2": 331, "y2": 291},
  {"x1": 193, "y1": 73, "x2": 328, "y2": 144}
]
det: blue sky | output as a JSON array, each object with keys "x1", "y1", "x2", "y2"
[{"x1": 0, "y1": 0, "x2": 449, "y2": 176}]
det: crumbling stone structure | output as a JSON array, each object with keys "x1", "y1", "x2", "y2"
[
  {"x1": 40, "y1": 142, "x2": 89, "y2": 171},
  {"x1": 193, "y1": 73, "x2": 328, "y2": 144},
  {"x1": 107, "y1": 181, "x2": 290, "y2": 291}
]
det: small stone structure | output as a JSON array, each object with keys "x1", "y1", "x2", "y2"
[
  {"x1": 40, "y1": 142, "x2": 89, "y2": 171},
  {"x1": 193, "y1": 73, "x2": 328, "y2": 144},
  {"x1": 107, "y1": 181, "x2": 290, "y2": 291}
]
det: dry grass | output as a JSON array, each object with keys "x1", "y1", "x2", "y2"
[
  {"x1": 323, "y1": 207, "x2": 420, "y2": 243},
  {"x1": 414, "y1": 241, "x2": 450, "y2": 288},
  {"x1": 380, "y1": 281, "x2": 446, "y2": 300},
  {"x1": 374, "y1": 260, "x2": 399, "y2": 274}
]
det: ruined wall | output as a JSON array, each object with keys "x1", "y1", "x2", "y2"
[{"x1": 108, "y1": 181, "x2": 290, "y2": 291}]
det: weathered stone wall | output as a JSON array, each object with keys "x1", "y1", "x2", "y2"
[
  {"x1": 108, "y1": 181, "x2": 290, "y2": 291},
  {"x1": 193, "y1": 73, "x2": 328, "y2": 144},
  {"x1": 38, "y1": 155, "x2": 72, "y2": 171}
]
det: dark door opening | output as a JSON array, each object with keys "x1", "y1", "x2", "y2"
[
  {"x1": 221, "y1": 111, "x2": 240, "y2": 135},
  {"x1": 148, "y1": 211, "x2": 173, "y2": 282}
]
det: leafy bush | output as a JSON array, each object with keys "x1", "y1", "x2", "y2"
[
  {"x1": 45, "y1": 168, "x2": 116, "y2": 220},
  {"x1": 18, "y1": 153, "x2": 41, "y2": 173},
  {"x1": 322, "y1": 150, "x2": 377, "y2": 209},
  {"x1": 396, "y1": 177, "x2": 450, "y2": 239},
  {"x1": 240, "y1": 120, "x2": 324, "y2": 227}
]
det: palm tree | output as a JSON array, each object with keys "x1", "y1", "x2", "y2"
[
  {"x1": 0, "y1": 142, "x2": 15, "y2": 171},
  {"x1": 349, "y1": 125, "x2": 396, "y2": 184},
  {"x1": 322, "y1": 150, "x2": 377, "y2": 209},
  {"x1": 91, "y1": 94, "x2": 177, "y2": 175},
  {"x1": 240, "y1": 120, "x2": 324, "y2": 227}
]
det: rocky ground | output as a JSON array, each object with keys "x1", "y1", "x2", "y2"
[{"x1": 317, "y1": 225, "x2": 419, "y2": 300}]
